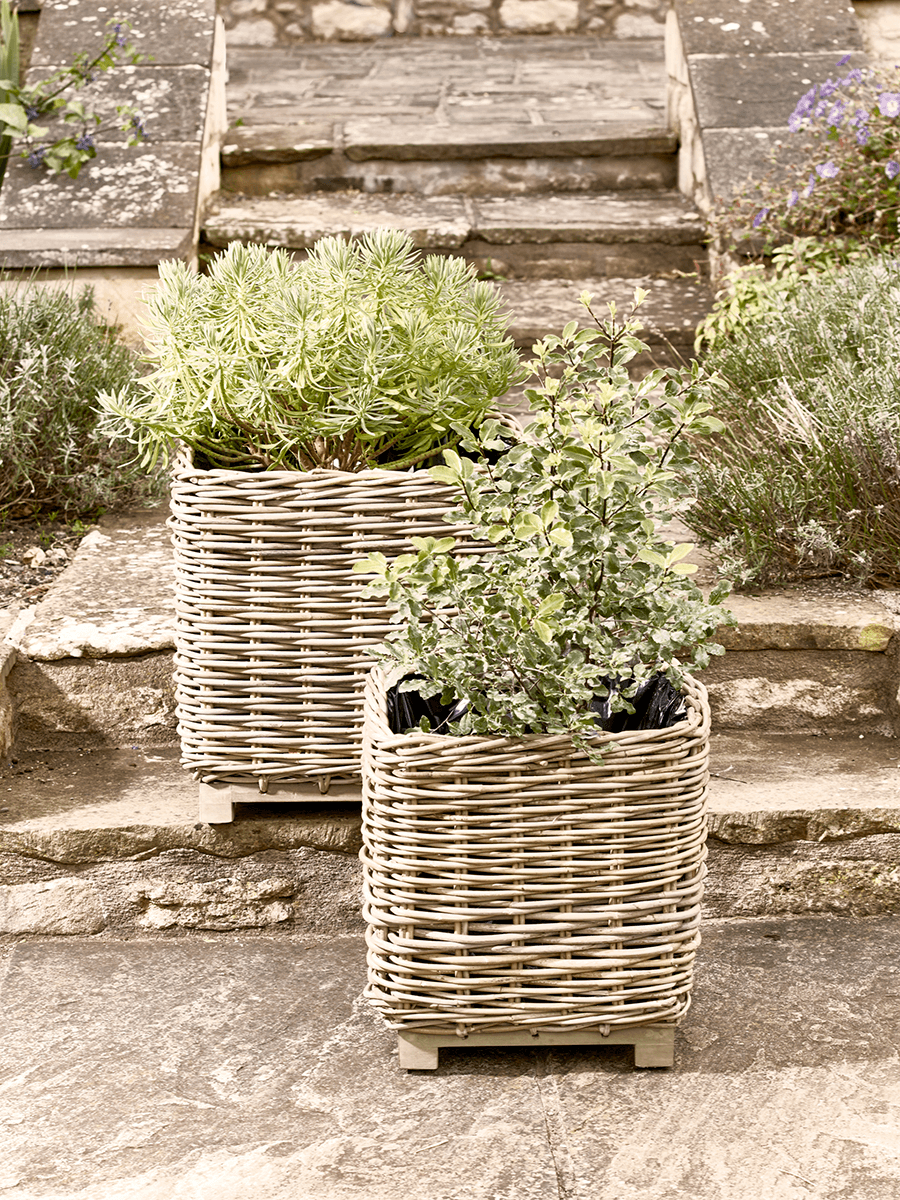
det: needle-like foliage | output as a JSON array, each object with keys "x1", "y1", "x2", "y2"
[
  {"x1": 99, "y1": 233, "x2": 522, "y2": 472},
  {"x1": 0, "y1": 283, "x2": 154, "y2": 516}
]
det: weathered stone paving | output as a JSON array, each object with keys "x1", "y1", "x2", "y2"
[
  {"x1": 1, "y1": 917, "x2": 899, "y2": 1197},
  {"x1": 220, "y1": 36, "x2": 676, "y2": 196}
]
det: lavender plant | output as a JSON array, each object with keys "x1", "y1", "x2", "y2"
[
  {"x1": 690, "y1": 256, "x2": 900, "y2": 588},
  {"x1": 0, "y1": 5, "x2": 145, "y2": 184}
]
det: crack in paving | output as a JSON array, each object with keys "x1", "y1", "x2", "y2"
[{"x1": 533, "y1": 1050, "x2": 581, "y2": 1200}]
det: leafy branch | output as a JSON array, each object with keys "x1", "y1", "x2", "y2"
[
  {"x1": 0, "y1": 3, "x2": 146, "y2": 184},
  {"x1": 357, "y1": 290, "x2": 735, "y2": 752}
]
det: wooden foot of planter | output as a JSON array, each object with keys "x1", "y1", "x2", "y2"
[
  {"x1": 198, "y1": 779, "x2": 362, "y2": 823},
  {"x1": 396, "y1": 1025, "x2": 676, "y2": 1071}
]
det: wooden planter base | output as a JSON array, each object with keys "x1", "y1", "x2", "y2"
[
  {"x1": 198, "y1": 778, "x2": 361, "y2": 823},
  {"x1": 397, "y1": 1024, "x2": 676, "y2": 1070}
]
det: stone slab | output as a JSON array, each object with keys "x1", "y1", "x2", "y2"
[
  {"x1": 708, "y1": 730, "x2": 900, "y2": 835},
  {"x1": 674, "y1": 0, "x2": 862, "y2": 57},
  {"x1": 221, "y1": 122, "x2": 335, "y2": 165},
  {"x1": 499, "y1": 274, "x2": 713, "y2": 346},
  {"x1": 461, "y1": 239, "x2": 703, "y2": 280},
  {"x1": 7, "y1": 652, "x2": 179, "y2": 750},
  {"x1": 0, "y1": 877, "x2": 106, "y2": 935},
  {"x1": 0, "y1": 918, "x2": 899, "y2": 1197},
  {"x1": 8, "y1": 510, "x2": 175, "y2": 662},
  {"x1": 0, "y1": 227, "x2": 194, "y2": 269},
  {"x1": 689, "y1": 51, "x2": 868, "y2": 130},
  {"x1": 705, "y1": 832, "x2": 900, "y2": 918},
  {"x1": 700, "y1": 647, "x2": 898, "y2": 735},
  {"x1": 31, "y1": 0, "x2": 218, "y2": 69},
  {"x1": 721, "y1": 589, "x2": 896, "y2": 653},
  {"x1": 471, "y1": 192, "x2": 703, "y2": 244},
  {"x1": 0, "y1": 747, "x2": 363, "y2": 858},
  {"x1": 20, "y1": 63, "x2": 211, "y2": 146},
  {"x1": 1, "y1": 727, "x2": 900, "y2": 925},
  {"x1": 4, "y1": 732, "x2": 897, "y2": 848},
  {"x1": 343, "y1": 119, "x2": 677, "y2": 162},
  {"x1": 221, "y1": 151, "x2": 679, "y2": 197},
  {"x1": 225, "y1": 37, "x2": 668, "y2": 118},
  {"x1": 701, "y1": 125, "x2": 787, "y2": 202},
  {"x1": 0, "y1": 142, "x2": 201, "y2": 230},
  {"x1": 203, "y1": 191, "x2": 472, "y2": 249},
  {"x1": 203, "y1": 189, "x2": 703, "y2": 250}
]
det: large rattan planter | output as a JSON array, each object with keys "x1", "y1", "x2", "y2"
[
  {"x1": 361, "y1": 666, "x2": 711, "y2": 1070},
  {"x1": 169, "y1": 456, "x2": 468, "y2": 822}
]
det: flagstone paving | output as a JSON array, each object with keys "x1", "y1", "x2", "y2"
[{"x1": 1, "y1": 916, "x2": 898, "y2": 1199}]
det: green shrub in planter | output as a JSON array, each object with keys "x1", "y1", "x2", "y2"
[
  {"x1": 100, "y1": 231, "x2": 522, "y2": 472},
  {"x1": 358, "y1": 290, "x2": 734, "y2": 749}
]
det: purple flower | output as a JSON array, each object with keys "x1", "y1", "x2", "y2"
[
  {"x1": 24, "y1": 104, "x2": 40, "y2": 121},
  {"x1": 857, "y1": 127, "x2": 871, "y2": 146},
  {"x1": 842, "y1": 68, "x2": 864, "y2": 87},
  {"x1": 76, "y1": 133, "x2": 94, "y2": 151},
  {"x1": 837, "y1": 54, "x2": 852, "y2": 67},
  {"x1": 787, "y1": 189, "x2": 799, "y2": 209},
  {"x1": 826, "y1": 100, "x2": 845, "y2": 126},
  {"x1": 816, "y1": 160, "x2": 839, "y2": 179},
  {"x1": 113, "y1": 22, "x2": 127, "y2": 47},
  {"x1": 26, "y1": 145, "x2": 47, "y2": 168},
  {"x1": 878, "y1": 91, "x2": 900, "y2": 118},
  {"x1": 886, "y1": 160, "x2": 900, "y2": 179},
  {"x1": 752, "y1": 208, "x2": 769, "y2": 228},
  {"x1": 130, "y1": 115, "x2": 146, "y2": 139},
  {"x1": 804, "y1": 173, "x2": 816, "y2": 198},
  {"x1": 789, "y1": 86, "x2": 817, "y2": 129}
]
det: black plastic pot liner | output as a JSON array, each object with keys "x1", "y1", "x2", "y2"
[{"x1": 386, "y1": 673, "x2": 686, "y2": 736}]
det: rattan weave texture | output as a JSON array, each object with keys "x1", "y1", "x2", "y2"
[
  {"x1": 170, "y1": 459, "x2": 466, "y2": 788},
  {"x1": 361, "y1": 667, "x2": 710, "y2": 1034}
]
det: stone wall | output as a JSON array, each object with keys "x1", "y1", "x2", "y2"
[{"x1": 220, "y1": 0, "x2": 667, "y2": 45}]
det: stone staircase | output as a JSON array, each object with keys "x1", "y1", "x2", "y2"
[
  {"x1": 2, "y1": 24, "x2": 899, "y2": 940},
  {"x1": 1, "y1": 506, "x2": 899, "y2": 937},
  {"x1": 201, "y1": 33, "x2": 712, "y2": 361}
]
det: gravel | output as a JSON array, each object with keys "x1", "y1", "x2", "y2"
[{"x1": 0, "y1": 520, "x2": 89, "y2": 611}]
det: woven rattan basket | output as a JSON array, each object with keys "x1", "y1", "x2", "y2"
[
  {"x1": 361, "y1": 666, "x2": 710, "y2": 1049},
  {"x1": 169, "y1": 454, "x2": 470, "y2": 792}
]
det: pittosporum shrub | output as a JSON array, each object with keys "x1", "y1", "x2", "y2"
[{"x1": 358, "y1": 292, "x2": 734, "y2": 754}]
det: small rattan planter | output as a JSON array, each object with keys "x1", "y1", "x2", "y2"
[
  {"x1": 361, "y1": 666, "x2": 711, "y2": 1070},
  {"x1": 169, "y1": 455, "x2": 469, "y2": 822}
]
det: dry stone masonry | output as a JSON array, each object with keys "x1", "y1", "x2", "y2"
[{"x1": 220, "y1": 0, "x2": 668, "y2": 44}]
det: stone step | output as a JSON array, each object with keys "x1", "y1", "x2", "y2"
[
  {"x1": 3, "y1": 512, "x2": 898, "y2": 754},
  {"x1": 202, "y1": 189, "x2": 706, "y2": 280},
  {"x1": 1, "y1": 728, "x2": 898, "y2": 936},
  {"x1": 222, "y1": 37, "x2": 674, "y2": 197}
]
